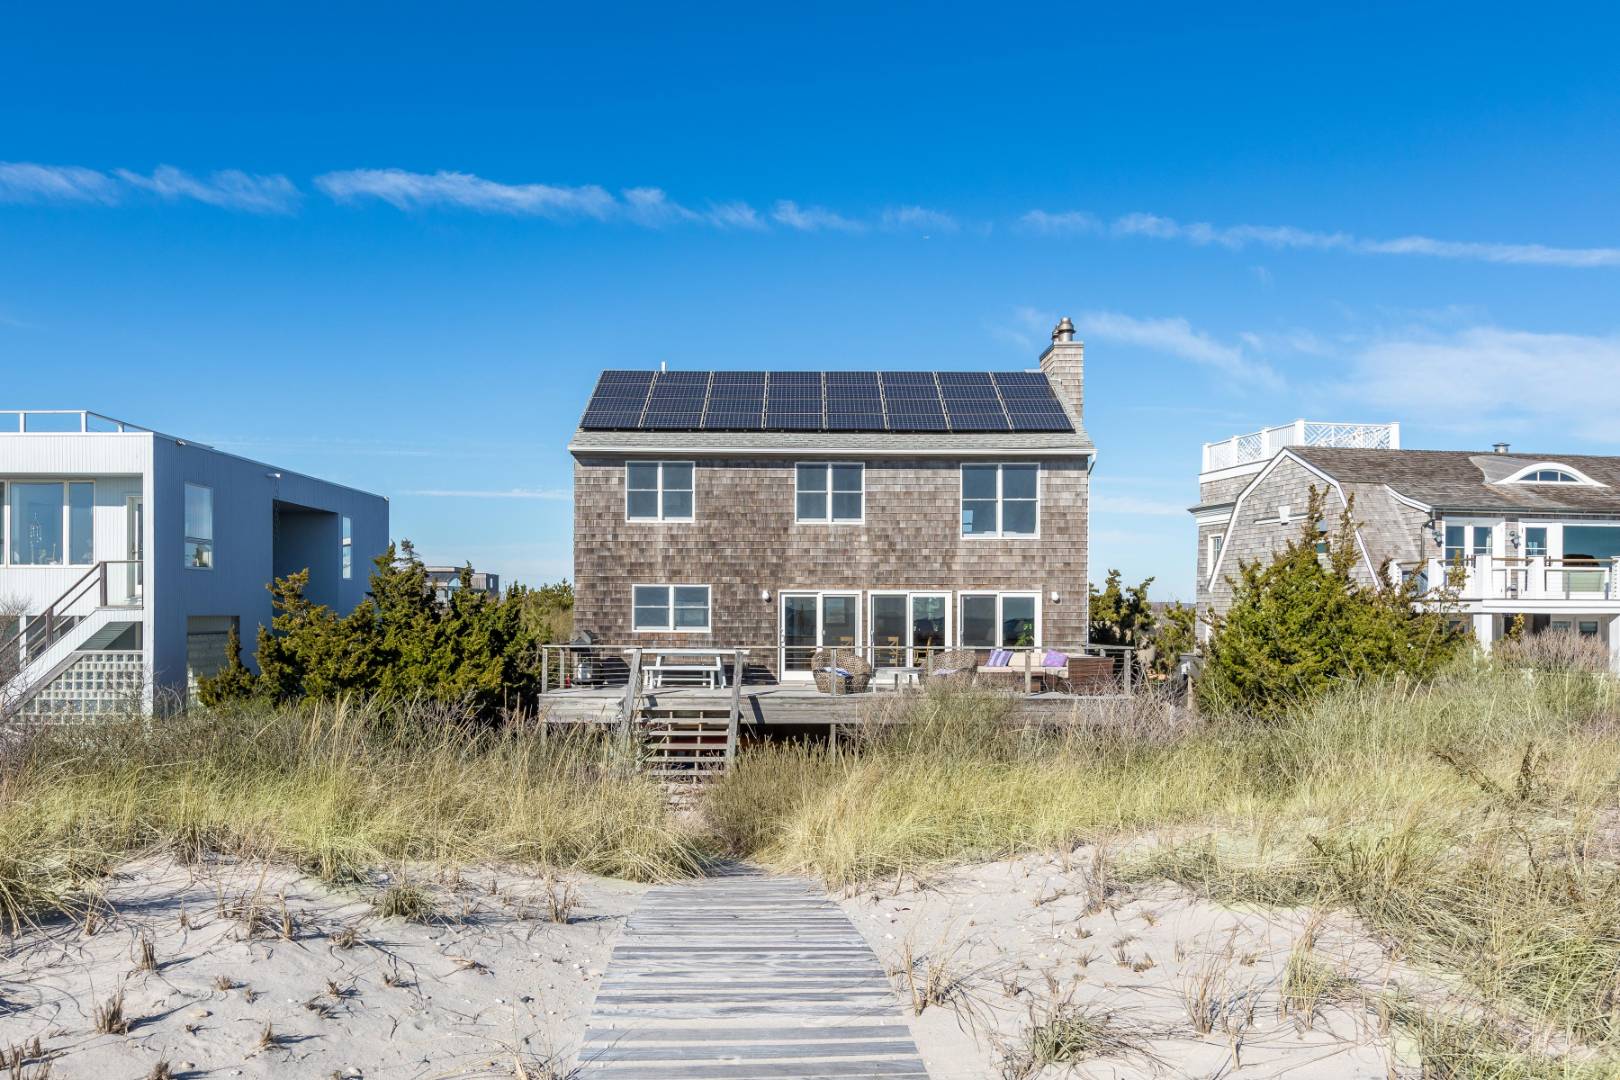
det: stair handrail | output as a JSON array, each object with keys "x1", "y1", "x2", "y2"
[
  {"x1": 0, "y1": 560, "x2": 143, "y2": 672},
  {"x1": 619, "y1": 648, "x2": 643, "y2": 736},
  {"x1": 725, "y1": 647, "x2": 745, "y2": 766}
]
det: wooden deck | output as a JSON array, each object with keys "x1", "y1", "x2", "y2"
[
  {"x1": 581, "y1": 869, "x2": 928, "y2": 1077},
  {"x1": 541, "y1": 682, "x2": 1125, "y2": 726}
]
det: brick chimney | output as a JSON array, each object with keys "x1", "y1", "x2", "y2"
[{"x1": 1038, "y1": 316, "x2": 1084, "y2": 423}]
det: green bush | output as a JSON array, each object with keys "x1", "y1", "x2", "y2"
[
  {"x1": 200, "y1": 542, "x2": 570, "y2": 715},
  {"x1": 1197, "y1": 487, "x2": 1466, "y2": 719}
]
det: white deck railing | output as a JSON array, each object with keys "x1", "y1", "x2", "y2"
[
  {"x1": 1407, "y1": 556, "x2": 1620, "y2": 602},
  {"x1": 1202, "y1": 420, "x2": 1399, "y2": 473}
]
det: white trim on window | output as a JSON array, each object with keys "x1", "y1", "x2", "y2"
[
  {"x1": 957, "y1": 590, "x2": 1042, "y2": 648},
  {"x1": 1206, "y1": 533, "x2": 1223, "y2": 574},
  {"x1": 1, "y1": 478, "x2": 97, "y2": 568},
  {"x1": 184, "y1": 482, "x2": 214, "y2": 570},
  {"x1": 960, "y1": 463, "x2": 1040, "y2": 539},
  {"x1": 794, "y1": 461, "x2": 865, "y2": 524},
  {"x1": 625, "y1": 461, "x2": 696, "y2": 523},
  {"x1": 1502, "y1": 461, "x2": 1604, "y2": 487},
  {"x1": 630, "y1": 583, "x2": 712, "y2": 633},
  {"x1": 341, "y1": 515, "x2": 353, "y2": 580}
]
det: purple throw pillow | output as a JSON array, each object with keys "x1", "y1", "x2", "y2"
[{"x1": 1042, "y1": 649, "x2": 1068, "y2": 667}]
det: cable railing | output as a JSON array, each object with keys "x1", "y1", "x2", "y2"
[
  {"x1": 538, "y1": 641, "x2": 1138, "y2": 697},
  {"x1": 1405, "y1": 555, "x2": 1620, "y2": 601}
]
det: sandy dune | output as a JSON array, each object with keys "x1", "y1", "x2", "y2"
[
  {"x1": 839, "y1": 851, "x2": 1425, "y2": 1079},
  {"x1": 0, "y1": 858, "x2": 645, "y2": 1078}
]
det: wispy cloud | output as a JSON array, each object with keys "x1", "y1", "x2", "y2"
[
  {"x1": 0, "y1": 162, "x2": 121, "y2": 205},
  {"x1": 116, "y1": 166, "x2": 300, "y2": 214},
  {"x1": 1342, "y1": 325, "x2": 1620, "y2": 443},
  {"x1": 771, "y1": 199, "x2": 866, "y2": 233},
  {"x1": 1024, "y1": 207, "x2": 1620, "y2": 269},
  {"x1": 1017, "y1": 209, "x2": 1100, "y2": 235},
  {"x1": 315, "y1": 168, "x2": 616, "y2": 219},
  {"x1": 881, "y1": 205, "x2": 959, "y2": 233},
  {"x1": 405, "y1": 487, "x2": 570, "y2": 500},
  {"x1": 0, "y1": 161, "x2": 298, "y2": 213},
  {"x1": 1074, "y1": 310, "x2": 1281, "y2": 386},
  {"x1": 316, "y1": 169, "x2": 768, "y2": 230}
]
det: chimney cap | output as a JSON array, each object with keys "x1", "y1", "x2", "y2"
[
  {"x1": 1051, "y1": 316, "x2": 1075, "y2": 344},
  {"x1": 1493, "y1": 442, "x2": 1510, "y2": 454}
]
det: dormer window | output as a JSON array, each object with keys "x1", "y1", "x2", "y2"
[{"x1": 1503, "y1": 462, "x2": 1601, "y2": 486}]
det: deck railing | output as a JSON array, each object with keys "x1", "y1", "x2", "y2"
[
  {"x1": 1404, "y1": 556, "x2": 1620, "y2": 601},
  {"x1": 1202, "y1": 420, "x2": 1399, "y2": 473},
  {"x1": 539, "y1": 642, "x2": 1138, "y2": 697}
]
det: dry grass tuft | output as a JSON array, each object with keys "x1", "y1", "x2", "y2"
[{"x1": 91, "y1": 990, "x2": 127, "y2": 1035}]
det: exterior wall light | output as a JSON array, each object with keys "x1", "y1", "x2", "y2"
[{"x1": 1049, "y1": 591, "x2": 1060, "y2": 603}]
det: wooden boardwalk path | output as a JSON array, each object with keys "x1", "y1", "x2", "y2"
[{"x1": 581, "y1": 869, "x2": 930, "y2": 1078}]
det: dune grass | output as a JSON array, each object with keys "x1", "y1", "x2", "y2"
[
  {"x1": 0, "y1": 697, "x2": 705, "y2": 931},
  {"x1": 704, "y1": 667, "x2": 1620, "y2": 1069}
]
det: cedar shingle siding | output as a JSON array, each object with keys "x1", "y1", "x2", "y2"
[
  {"x1": 572, "y1": 455, "x2": 1090, "y2": 662},
  {"x1": 568, "y1": 329, "x2": 1093, "y2": 672}
]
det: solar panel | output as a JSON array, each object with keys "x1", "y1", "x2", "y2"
[
  {"x1": 579, "y1": 367, "x2": 1071, "y2": 436},
  {"x1": 878, "y1": 372, "x2": 948, "y2": 432},
  {"x1": 580, "y1": 370, "x2": 654, "y2": 429},
  {"x1": 702, "y1": 371, "x2": 766, "y2": 430},
  {"x1": 641, "y1": 371, "x2": 711, "y2": 430},
  {"x1": 765, "y1": 371, "x2": 823, "y2": 430},
  {"x1": 825, "y1": 371, "x2": 884, "y2": 431},
  {"x1": 938, "y1": 371, "x2": 1010, "y2": 432},
  {"x1": 993, "y1": 372, "x2": 1073, "y2": 432}
]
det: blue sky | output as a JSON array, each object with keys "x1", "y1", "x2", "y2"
[{"x1": 5, "y1": 4, "x2": 1620, "y2": 599}]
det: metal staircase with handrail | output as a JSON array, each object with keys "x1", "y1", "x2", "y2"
[{"x1": 2, "y1": 560, "x2": 144, "y2": 718}]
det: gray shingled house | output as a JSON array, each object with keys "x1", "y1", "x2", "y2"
[
  {"x1": 566, "y1": 319, "x2": 1095, "y2": 680},
  {"x1": 1192, "y1": 422, "x2": 1620, "y2": 667}
]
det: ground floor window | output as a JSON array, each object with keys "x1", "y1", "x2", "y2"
[
  {"x1": 958, "y1": 592, "x2": 1040, "y2": 648},
  {"x1": 632, "y1": 585, "x2": 711, "y2": 632}
]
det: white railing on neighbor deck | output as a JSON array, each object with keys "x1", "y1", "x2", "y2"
[
  {"x1": 1202, "y1": 420, "x2": 1400, "y2": 473},
  {"x1": 1406, "y1": 556, "x2": 1620, "y2": 602}
]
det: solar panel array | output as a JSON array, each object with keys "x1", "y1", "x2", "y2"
[{"x1": 578, "y1": 370, "x2": 1074, "y2": 434}]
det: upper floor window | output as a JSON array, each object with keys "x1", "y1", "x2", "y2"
[
  {"x1": 184, "y1": 483, "x2": 214, "y2": 569},
  {"x1": 341, "y1": 516, "x2": 353, "y2": 580},
  {"x1": 1444, "y1": 524, "x2": 1491, "y2": 562},
  {"x1": 3, "y1": 480, "x2": 94, "y2": 566},
  {"x1": 961, "y1": 463, "x2": 1038, "y2": 538},
  {"x1": 626, "y1": 461, "x2": 694, "y2": 522},
  {"x1": 796, "y1": 463, "x2": 864, "y2": 523},
  {"x1": 1503, "y1": 462, "x2": 1601, "y2": 486},
  {"x1": 631, "y1": 584, "x2": 711, "y2": 632},
  {"x1": 1524, "y1": 527, "x2": 1549, "y2": 557}
]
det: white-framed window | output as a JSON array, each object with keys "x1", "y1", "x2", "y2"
[
  {"x1": 961, "y1": 463, "x2": 1039, "y2": 538},
  {"x1": 631, "y1": 584, "x2": 711, "y2": 632},
  {"x1": 795, "y1": 462, "x2": 864, "y2": 523},
  {"x1": 341, "y1": 516, "x2": 353, "y2": 580},
  {"x1": 958, "y1": 592, "x2": 1041, "y2": 648},
  {"x1": 1206, "y1": 533, "x2": 1223, "y2": 572},
  {"x1": 626, "y1": 461, "x2": 695, "y2": 522},
  {"x1": 2, "y1": 480, "x2": 95, "y2": 567},
  {"x1": 184, "y1": 483, "x2": 214, "y2": 569},
  {"x1": 1504, "y1": 462, "x2": 1602, "y2": 486},
  {"x1": 1443, "y1": 522, "x2": 1493, "y2": 563}
]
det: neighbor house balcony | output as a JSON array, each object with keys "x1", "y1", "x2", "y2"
[
  {"x1": 0, "y1": 411, "x2": 157, "y2": 435},
  {"x1": 1407, "y1": 556, "x2": 1620, "y2": 605},
  {"x1": 1201, "y1": 420, "x2": 1400, "y2": 474}
]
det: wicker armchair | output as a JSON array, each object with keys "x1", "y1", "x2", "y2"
[
  {"x1": 926, "y1": 648, "x2": 979, "y2": 685},
  {"x1": 811, "y1": 648, "x2": 873, "y2": 694}
]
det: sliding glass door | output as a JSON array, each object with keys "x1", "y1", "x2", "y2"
[
  {"x1": 780, "y1": 592, "x2": 861, "y2": 674},
  {"x1": 868, "y1": 592, "x2": 949, "y2": 668}
]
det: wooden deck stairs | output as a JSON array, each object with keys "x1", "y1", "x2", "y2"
[{"x1": 620, "y1": 648, "x2": 745, "y2": 787}]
